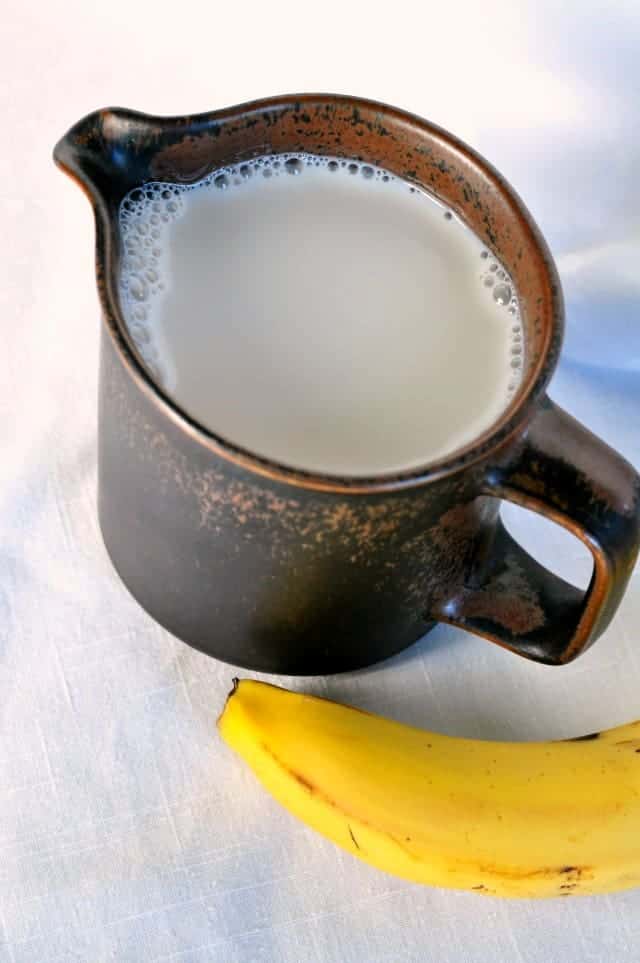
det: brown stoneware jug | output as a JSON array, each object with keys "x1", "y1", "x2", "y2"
[{"x1": 54, "y1": 94, "x2": 640, "y2": 673}]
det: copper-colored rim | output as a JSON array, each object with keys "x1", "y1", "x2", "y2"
[{"x1": 54, "y1": 92, "x2": 564, "y2": 494}]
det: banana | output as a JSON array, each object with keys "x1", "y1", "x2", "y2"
[{"x1": 218, "y1": 680, "x2": 640, "y2": 898}]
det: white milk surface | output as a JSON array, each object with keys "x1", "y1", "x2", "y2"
[{"x1": 119, "y1": 155, "x2": 523, "y2": 475}]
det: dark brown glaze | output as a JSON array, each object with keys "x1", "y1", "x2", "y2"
[{"x1": 54, "y1": 94, "x2": 640, "y2": 672}]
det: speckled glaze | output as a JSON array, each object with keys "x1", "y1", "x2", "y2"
[{"x1": 54, "y1": 94, "x2": 640, "y2": 672}]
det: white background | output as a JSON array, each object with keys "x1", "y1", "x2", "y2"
[{"x1": 2, "y1": 1, "x2": 640, "y2": 960}]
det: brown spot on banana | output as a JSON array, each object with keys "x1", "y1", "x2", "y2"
[
  {"x1": 477, "y1": 863, "x2": 592, "y2": 883},
  {"x1": 287, "y1": 767, "x2": 316, "y2": 793}
]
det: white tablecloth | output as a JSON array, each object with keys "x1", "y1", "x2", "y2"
[{"x1": 2, "y1": 2, "x2": 640, "y2": 960}]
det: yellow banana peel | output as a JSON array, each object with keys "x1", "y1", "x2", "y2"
[{"x1": 218, "y1": 679, "x2": 640, "y2": 898}]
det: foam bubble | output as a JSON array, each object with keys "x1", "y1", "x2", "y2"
[
  {"x1": 493, "y1": 282, "x2": 512, "y2": 305},
  {"x1": 128, "y1": 275, "x2": 148, "y2": 302}
]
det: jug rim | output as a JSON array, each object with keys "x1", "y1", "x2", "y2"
[{"x1": 54, "y1": 92, "x2": 563, "y2": 494}]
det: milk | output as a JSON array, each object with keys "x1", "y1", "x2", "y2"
[{"x1": 118, "y1": 154, "x2": 524, "y2": 476}]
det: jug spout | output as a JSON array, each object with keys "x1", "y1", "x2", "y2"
[
  {"x1": 53, "y1": 108, "x2": 158, "y2": 207},
  {"x1": 54, "y1": 101, "x2": 292, "y2": 207}
]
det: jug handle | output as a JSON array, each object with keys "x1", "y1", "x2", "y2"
[{"x1": 433, "y1": 397, "x2": 640, "y2": 664}]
